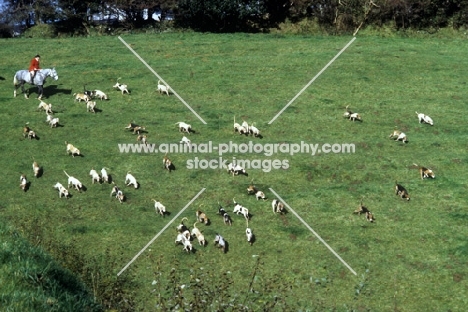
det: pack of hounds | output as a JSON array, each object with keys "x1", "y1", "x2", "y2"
[
  {"x1": 173, "y1": 186, "x2": 286, "y2": 254},
  {"x1": 18, "y1": 76, "x2": 436, "y2": 255},
  {"x1": 344, "y1": 105, "x2": 435, "y2": 224}
]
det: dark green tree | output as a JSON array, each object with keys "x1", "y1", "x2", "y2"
[{"x1": 176, "y1": 0, "x2": 270, "y2": 32}]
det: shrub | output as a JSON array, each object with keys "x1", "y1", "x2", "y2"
[{"x1": 22, "y1": 24, "x2": 56, "y2": 38}]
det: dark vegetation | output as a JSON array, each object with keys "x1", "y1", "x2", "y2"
[{"x1": 1, "y1": 0, "x2": 468, "y2": 37}]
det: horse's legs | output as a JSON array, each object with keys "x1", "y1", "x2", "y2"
[
  {"x1": 20, "y1": 82, "x2": 29, "y2": 99},
  {"x1": 37, "y1": 85, "x2": 43, "y2": 100}
]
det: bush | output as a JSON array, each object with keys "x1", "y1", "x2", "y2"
[
  {"x1": 22, "y1": 24, "x2": 56, "y2": 38},
  {"x1": 274, "y1": 18, "x2": 329, "y2": 35},
  {"x1": 0, "y1": 23, "x2": 13, "y2": 38}
]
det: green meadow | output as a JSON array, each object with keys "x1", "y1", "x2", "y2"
[{"x1": 0, "y1": 33, "x2": 467, "y2": 311}]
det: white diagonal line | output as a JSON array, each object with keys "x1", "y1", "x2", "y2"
[
  {"x1": 268, "y1": 36, "x2": 357, "y2": 124},
  {"x1": 269, "y1": 188, "x2": 357, "y2": 275},
  {"x1": 117, "y1": 188, "x2": 206, "y2": 276},
  {"x1": 118, "y1": 36, "x2": 207, "y2": 124}
]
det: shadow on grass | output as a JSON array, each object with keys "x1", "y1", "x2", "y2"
[
  {"x1": 161, "y1": 211, "x2": 171, "y2": 217},
  {"x1": 32, "y1": 134, "x2": 40, "y2": 141},
  {"x1": 22, "y1": 181, "x2": 31, "y2": 192},
  {"x1": 166, "y1": 163, "x2": 176, "y2": 172},
  {"x1": 36, "y1": 167, "x2": 44, "y2": 178},
  {"x1": 249, "y1": 233, "x2": 256, "y2": 246},
  {"x1": 76, "y1": 185, "x2": 87, "y2": 192},
  {"x1": 43, "y1": 84, "x2": 73, "y2": 96}
]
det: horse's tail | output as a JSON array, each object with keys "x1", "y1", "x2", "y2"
[{"x1": 13, "y1": 74, "x2": 18, "y2": 86}]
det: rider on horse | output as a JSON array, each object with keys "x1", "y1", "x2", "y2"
[{"x1": 29, "y1": 55, "x2": 41, "y2": 85}]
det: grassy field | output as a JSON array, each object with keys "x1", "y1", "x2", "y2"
[
  {"x1": 0, "y1": 220, "x2": 99, "y2": 311},
  {"x1": 1, "y1": 33, "x2": 467, "y2": 311}
]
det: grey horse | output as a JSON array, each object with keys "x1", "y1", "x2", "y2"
[{"x1": 14, "y1": 68, "x2": 58, "y2": 100}]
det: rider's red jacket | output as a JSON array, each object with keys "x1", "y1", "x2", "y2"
[{"x1": 29, "y1": 58, "x2": 40, "y2": 71}]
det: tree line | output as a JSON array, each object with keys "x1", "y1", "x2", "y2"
[{"x1": 1, "y1": 0, "x2": 467, "y2": 37}]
